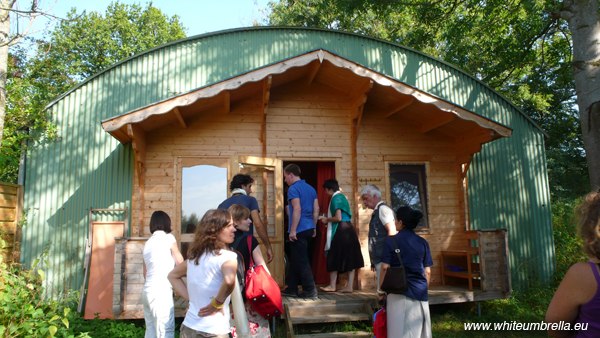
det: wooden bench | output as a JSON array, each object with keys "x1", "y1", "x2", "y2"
[{"x1": 440, "y1": 230, "x2": 480, "y2": 290}]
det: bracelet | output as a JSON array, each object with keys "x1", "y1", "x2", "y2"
[{"x1": 210, "y1": 297, "x2": 224, "y2": 309}]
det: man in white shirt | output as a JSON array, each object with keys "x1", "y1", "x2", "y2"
[{"x1": 360, "y1": 184, "x2": 397, "y2": 293}]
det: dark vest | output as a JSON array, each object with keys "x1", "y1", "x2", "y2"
[{"x1": 368, "y1": 203, "x2": 390, "y2": 265}]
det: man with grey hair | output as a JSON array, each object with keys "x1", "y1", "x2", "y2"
[{"x1": 360, "y1": 184, "x2": 397, "y2": 293}]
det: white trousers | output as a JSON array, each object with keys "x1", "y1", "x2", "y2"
[
  {"x1": 142, "y1": 286, "x2": 175, "y2": 338},
  {"x1": 386, "y1": 293, "x2": 431, "y2": 338}
]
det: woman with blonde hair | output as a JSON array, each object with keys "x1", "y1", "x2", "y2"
[
  {"x1": 168, "y1": 209, "x2": 238, "y2": 338},
  {"x1": 546, "y1": 192, "x2": 600, "y2": 337}
]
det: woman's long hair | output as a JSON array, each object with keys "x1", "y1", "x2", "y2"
[
  {"x1": 576, "y1": 192, "x2": 600, "y2": 260},
  {"x1": 187, "y1": 209, "x2": 232, "y2": 264}
]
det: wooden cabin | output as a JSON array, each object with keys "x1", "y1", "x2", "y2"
[{"x1": 19, "y1": 28, "x2": 552, "y2": 319}]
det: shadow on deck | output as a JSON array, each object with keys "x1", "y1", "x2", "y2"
[
  {"x1": 282, "y1": 284, "x2": 510, "y2": 310},
  {"x1": 279, "y1": 286, "x2": 510, "y2": 337}
]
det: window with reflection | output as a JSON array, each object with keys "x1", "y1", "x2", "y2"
[
  {"x1": 181, "y1": 164, "x2": 227, "y2": 257},
  {"x1": 389, "y1": 163, "x2": 429, "y2": 228}
]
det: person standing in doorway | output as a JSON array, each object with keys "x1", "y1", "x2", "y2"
[
  {"x1": 142, "y1": 211, "x2": 184, "y2": 338},
  {"x1": 319, "y1": 179, "x2": 364, "y2": 293},
  {"x1": 360, "y1": 184, "x2": 397, "y2": 293},
  {"x1": 281, "y1": 163, "x2": 319, "y2": 299},
  {"x1": 219, "y1": 174, "x2": 274, "y2": 263}
]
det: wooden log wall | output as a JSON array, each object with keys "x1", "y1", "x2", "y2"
[
  {"x1": 131, "y1": 80, "x2": 474, "y2": 292},
  {"x1": 0, "y1": 183, "x2": 23, "y2": 264},
  {"x1": 113, "y1": 238, "x2": 145, "y2": 319},
  {"x1": 356, "y1": 111, "x2": 468, "y2": 289}
]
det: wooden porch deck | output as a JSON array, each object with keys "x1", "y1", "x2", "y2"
[
  {"x1": 279, "y1": 285, "x2": 510, "y2": 337},
  {"x1": 282, "y1": 284, "x2": 511, "y2": 311}
]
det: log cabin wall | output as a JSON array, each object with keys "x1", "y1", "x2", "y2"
[
  {"x1": 131, "y1": 98, "x2": 265, "y2": 236},
  {"x1": 131, "y1": 78, "x2": 469, "y2": 291},
  {"x1": 356, "y1": 112, "x2": 466, "y2": 289}
]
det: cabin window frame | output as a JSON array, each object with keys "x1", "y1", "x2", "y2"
[
  {"x1": 384, "y1": 161, "x2": 431, "y2": 232},
  {"x1": 175, "y1": 156, "x2": 230, "y2": 257}
]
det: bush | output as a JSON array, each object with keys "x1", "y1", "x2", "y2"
[
  {"x1": 69, "y1": 317, "x2": 145, "y2": 338},
  {"x1": 0, "y1": 258, "x2": 146, "y2": 338},
  {"x1": 0, "y1": 260, "x2": 82, "y2": 338},
  {"x1": 551, "y1": 198, "x2": 587, "y2": 283}
]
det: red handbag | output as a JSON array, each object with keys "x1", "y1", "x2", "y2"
[
  {"x1": 244, "y1": 236, "x2": 283, "y2": 318},
  {"x1": 373, "y1": 307, "x2": 387, "y2": 338}
]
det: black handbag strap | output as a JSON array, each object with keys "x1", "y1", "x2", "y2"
[{"x1": 389, "y1": 238, "x2": 404, "y2": 268}]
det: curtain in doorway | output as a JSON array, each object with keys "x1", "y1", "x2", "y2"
[{"x1": 312, "y1": 162, "x2": 335, "y2": 284}]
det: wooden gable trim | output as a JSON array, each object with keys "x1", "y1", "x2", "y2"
[
  {"x1": 385, "y1": 97, "x2": 414, "y2": 118},
  {"x1": 126, "y1": 124, "x2": 146, "y2": 236},
  {"x1": 173, "y1": 107, "x2": 187, "y2": 128},
  {"x1": 261, "y1": 76, "x2": 272, "y2": 156},
  {"x1": 101, "y1": 49, "x2": 511, "y2": 143}
]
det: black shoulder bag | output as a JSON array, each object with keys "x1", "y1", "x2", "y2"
[{"x1": 380, "y1": 240, "x2": 408, "y2": 294}]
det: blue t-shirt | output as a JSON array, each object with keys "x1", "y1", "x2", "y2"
[
  {"x1": 218, "y1": 194, "x2": 259, "y2": 234},
  {"x1": 382, "y1": 229, "x2": 433, "y2": 301},
  {"x1": 287, "y1": 179, "x2": 317, "y2": 234}
]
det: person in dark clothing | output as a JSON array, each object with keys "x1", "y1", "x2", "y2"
[
  {"x1": 219, "y1": 174, "x2": 273, "y2": 263},
  {"x1": 380, "y1": 206, "x2": 432, "y2": 338}
]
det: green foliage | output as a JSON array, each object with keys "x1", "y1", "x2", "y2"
[
  {"x1": 0, "y1": 1, "x2": 187, "y2": 183},
  {"x1": 0, "y1": 260, "x2": 80, "y2": 338},
  {"x1": 69, "y1": 317, "x2": 144, "y2": 338},
  {"x1": 267, "y1": 0, "x2": 587, "y2": 200},
  {"x1": 431, "y1": 287, "x2": 554, "y2": 337},
  {"x1": 0, "y1": 257, "x2": 146, "y2": 338},
  {"x1": 550, "y1": 198, "x2": 587, "y2": 281}
]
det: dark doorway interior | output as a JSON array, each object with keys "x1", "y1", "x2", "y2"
[{"x1": 282, "y1": 160, "x2": 335, "y2": 285}]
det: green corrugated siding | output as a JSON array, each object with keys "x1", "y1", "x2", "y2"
[{"x1": 23, "y1": 27, "x2": 552, "y2": 296}]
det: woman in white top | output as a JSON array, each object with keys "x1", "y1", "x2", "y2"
[
  {"x1": 142, "y1": 210, "x2": 184, "y2": 338},
  {"x1": 168, "y1": 209, "x2": 238, "y2": 338}
]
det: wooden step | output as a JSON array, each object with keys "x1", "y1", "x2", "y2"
[
  {"x1": 287, "y1": 301, "x2": 371, "y2": 324},
  {"x1": 295, "y1": 331, "x2": 372, "y2": 338},
  {"x1": 284, "y1": 300, "x2": 374, "y2": 337}
]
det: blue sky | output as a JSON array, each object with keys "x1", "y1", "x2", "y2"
[{"x1": 11, "y1": 0, "x2": 272, "y2": 38}]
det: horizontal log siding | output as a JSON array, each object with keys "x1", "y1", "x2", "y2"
[{"x1": 356, "y1": 112, "x2": 465, "y2": 289}]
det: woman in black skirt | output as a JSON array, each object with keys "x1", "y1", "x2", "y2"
[{"x1": 319, "y1": 179, "x2": 364, "y2": 293}]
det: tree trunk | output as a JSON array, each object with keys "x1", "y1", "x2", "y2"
[
  {"x1": 562, "y1": 0, "x2": 600, "y2": 190},
  {"x1": 0, "y1": 0, "x2": 12, "y2": 147}
]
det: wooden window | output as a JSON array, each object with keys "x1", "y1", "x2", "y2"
[
  {"x1": 388, "y1": 163, "x2": 429, "y2": 228},
  {"x1": 179, "y1": 162, "x2": 228, "y2": 258}
]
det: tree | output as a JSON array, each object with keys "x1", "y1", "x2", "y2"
[
  {"x1": 266, "y1": 0, "x2": 589, "y2": 199},
  {"x1": 0, "y1": 0, "x2": 57, "y2": 167},
  {"x1": 559, "y1": 1, "x2": 600, "y2": 190},
  {"x1": 0, "y1": 2, "x2": 187, "y2": 182}
]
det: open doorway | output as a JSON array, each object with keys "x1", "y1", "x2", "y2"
[{"x1": 282, "y1": 160, "x2": 335, "y2": 285}]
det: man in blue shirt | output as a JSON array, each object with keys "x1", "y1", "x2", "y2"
[{"x1": 282, "y1": 163, "x2": 319, "y2": 299}]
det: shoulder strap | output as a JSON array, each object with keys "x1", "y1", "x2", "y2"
[
  {"x1": 247, "y1": 235, "x2": 254, "y2": 267},
  {"x1": 232, "y1": 233, "x2": 247, "y2": 250},
  {"x1": 389, "y1": 237, "x2": 404, "y2": 267}
]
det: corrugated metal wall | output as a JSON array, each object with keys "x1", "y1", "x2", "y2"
[{"x1": 22, "y1": 27, "x2": 552, "y2": 296}]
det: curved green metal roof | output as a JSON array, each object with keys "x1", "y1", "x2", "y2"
[
  {"x1": 48, "y1": 26, "x2": 542, "y2": 132},
  {"x1": 24, "y1": 27, "x2": 553, "y2": 296}
]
